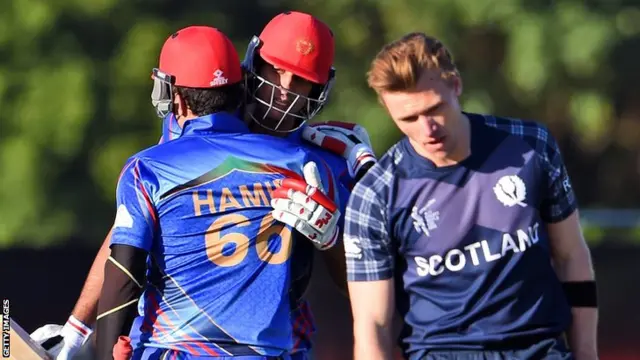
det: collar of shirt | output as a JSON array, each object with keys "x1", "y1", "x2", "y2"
[{"x1": 181, "y1": 112, "x2": 250, "y2": 136}]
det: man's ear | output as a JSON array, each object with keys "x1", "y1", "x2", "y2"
[
  {"x1": 173, "y1": 91, "x2": 188, "y2": 118},
  {"x1": 452, "y1": 76, "x2": 463, "y2": 97}
]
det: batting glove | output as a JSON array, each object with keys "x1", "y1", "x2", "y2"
[
  {"x1": 31, "y1": 316, "x2": 92, "y2": 360},
  {"x1": 271, "y1": 162, "x2": 340, "y2": 250},
  {"x1": 302, "y1": 121, "x2": 377, "y2": 182},
  {"x1": 57, "y1": 316, "x2": 92, "y2": 360}
]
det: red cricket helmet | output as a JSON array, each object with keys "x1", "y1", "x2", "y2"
[
  {"x1": 151, "y1": 26, "x2": 242, "y2": 118},
  {"x1": 241, "y1": 11, "x2": 336, "y2": 133}
]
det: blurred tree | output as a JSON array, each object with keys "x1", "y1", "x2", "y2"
[{"x1": 0, "y1": 0, "x2": 638, "y2": 248}]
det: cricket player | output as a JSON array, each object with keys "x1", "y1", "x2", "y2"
[
  {"x1": 345, "y1": 32, "x2": 598, "y2": 360},
  {"x1": 35, "y1": 11, "x2": 377, "y2": 360},
  {"x1": 95, "y1": 25, "x2": 343, "y2": 359},
  {"x1": 240, "y1": 11, "x2": 381, "y2": 358}
]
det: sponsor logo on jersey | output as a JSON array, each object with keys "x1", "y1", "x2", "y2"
[
  {"x1": 414, "y1": 222, "x2": 540, "y2": 277},
  {"x1": 345, "y1": 237, "x2": 363, "y2": 259}
]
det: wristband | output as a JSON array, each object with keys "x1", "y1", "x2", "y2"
[
  {"x1": 562, "y1": 281, "x2": 597, "y2": 307},
  {"x1": 63, "y1": 315, "x2": 93, "y2": 342}
]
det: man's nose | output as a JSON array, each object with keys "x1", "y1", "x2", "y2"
[
  {"x1": 418, "y1": 115, "x2": 438, "y2": 137},
  {"x1": 278, "y1": 73, "x2": 294, "y2": 101}
]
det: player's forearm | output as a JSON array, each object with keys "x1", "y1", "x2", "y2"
[
  {"x1": 553, "y1": 245, "x2": 598, "y2": 359},
  {"x1": 553, "y1": 238, "x2": 594, "y2": 282},
  {"x1": 71, "y1": 230, "x2": 113, "y2": 326},
  {"x1": 96, "y1": 244, "x2": 146, "y2": 360},
  {"x1": 353, "y1": 322, "x2": 395, "y2": 360},
  {"x1": 567, "y1": 307, "x2": 598, "y2": 360}
]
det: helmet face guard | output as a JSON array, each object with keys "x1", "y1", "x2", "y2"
[
  {"x1": 151, "y1": 68, "x2": 177, "y2": 119},
  {"x1": 242, "y1": 36, "x2": 336, "y2": 133}
]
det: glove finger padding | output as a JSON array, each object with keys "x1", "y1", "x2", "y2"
[
  {"x1": 303, "y1": 161, "x2": 323, "y2": 192},
  {"x1": 270, "y1": 175, "x2": 340, "y2": 250},
  {"x1": 31, "y1": 324, "x2": 64, "y2": 356},
  {"x1": 302, "y1": 122, "x2": 377, "y2": 181},
  {"x1": 271, "y1": 208, "x2": 321, "y2": 240},
  {"x1": 302, "y1": 126, "x2": 350, "y2": 157},
  {"x1": 35, "y1": 316, "x2": 93, "y2": 360},
  {"x1": 271, "y1": 183, "x2": 339, "y2": 232},
  {"x1": 271, "y1": 197, "x2": 314, "y2": 219},
  {"x1": 311, "y1": 120, "x2": 373, "y2": 149},
  {"x1": 271, "y1": 208, "x2": 338, "y2": 249},
  {"x1": 275, "y1": 178, "x2": 337, "y2": 213}
]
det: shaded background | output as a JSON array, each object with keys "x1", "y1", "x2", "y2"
[{"x1": 1, "y1": 0, "x2": 639, "y2": 359}]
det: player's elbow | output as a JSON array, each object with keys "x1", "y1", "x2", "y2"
[
  {"x1": 351, "y1": 312, "x2": 395, "y2": 358},
  {"x1": 95, "y1": 245, "x2": 147, "y2": 359},
  {"x1": 552, "y1": 239, "x2": 595, "y2": 281},
  {"x1": 348, "y1": 280, "x2": 395, "y2": 329},
  {"x1": 547, "y1": 212, "x2": 595, "y2": 280},
  {"x1": 96, "y1": 244, "x2": 147, "y2": 327}
]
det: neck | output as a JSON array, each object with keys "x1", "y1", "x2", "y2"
[
  {"x1": 176, "y1": 113, "x2": 199, "y2": 128},
  {"x1": 413, "y1": 112, "x2": 471, "y2": 167}
]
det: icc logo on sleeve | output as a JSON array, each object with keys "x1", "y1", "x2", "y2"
[
  {"x1": 493, "y1": 175, "x2": 527, "y2": 207},
  {"x1": 411, "y1": 199, "x2": 440, "y2": 238}
]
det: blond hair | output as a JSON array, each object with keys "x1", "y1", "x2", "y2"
[{"x1": 367, "y1": 32, "x2": 459, "y2": 94}]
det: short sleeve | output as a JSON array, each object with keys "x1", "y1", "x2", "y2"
[
  {"x1": 539, "y1": 132, "x2": 577, "y2": 223},
  {"x1": 345, "y1": 166, "x2": 394, "y2": 281},
  {"x1": 110, "y1": 158, "x2": 158, "y2": 251}
]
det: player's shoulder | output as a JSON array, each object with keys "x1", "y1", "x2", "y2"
[
  {"x1": 123, "y1": 139, "x2": 190, "y2": 169},
  {"x1": 115, "y1": 144, "x2": 167, "y2": 190},
  {"x1": 469, "y1": 112, "x2": 558, "y2": 157},
  {"x1": 131, "y1": 132, "x2": 283, "y2": 164},
  {"x1": 117, "y1": 134, "x2": 217, "y2": 185}
]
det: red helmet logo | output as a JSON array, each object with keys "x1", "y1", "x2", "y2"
[{"x1": 296, "y1": 39, "x2": 315, "y2": 56}]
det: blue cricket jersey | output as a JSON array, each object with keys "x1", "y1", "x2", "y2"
[
  {"x1": 158, "y1": 113, "x2": 182, "y2": 144},
  {"x1": 110, "y1": 112, "x2": 341, "y2": 357},
  {"x1": 131, "y1": 114, "x2": 352, "y2": 358},
  {"x1": 345, "y1": 113, "x2": 576, "y2": 359}
]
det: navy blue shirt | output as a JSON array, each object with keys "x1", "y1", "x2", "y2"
[{"x1": 345, "y1": 113, "x2": 577, "y2": 358}]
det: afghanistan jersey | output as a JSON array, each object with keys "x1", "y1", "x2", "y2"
[
  {"x1": 133, "y1": 113, "x2": 351, "y2": 357},
  {"x1": 345, "y1": 113, "x2": 577, "y2": 359},
  {"x1": 110, "y1": 112, "x2": 340, "y2": 357},
  {"x1": 158, "y1": 113, "x2": 181, "y2": 144}
]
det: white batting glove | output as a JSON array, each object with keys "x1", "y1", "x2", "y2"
[
  {"x1": 271, "y1": 162, "x2": 340, "y2": 250},
  {"x1": 32, "y1": 316, "x2": 92, "y2": 360},
  {"x1": 302, "y1": 121, "x2": 377, "y2": 181}
]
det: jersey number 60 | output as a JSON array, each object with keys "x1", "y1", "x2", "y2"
[{"x1": 205, "y1": 213, "x2": 292, "y2": 267}]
